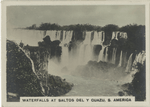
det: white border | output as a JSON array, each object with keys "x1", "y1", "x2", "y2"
[{"x1": 1, "y1": 1, "x2": 150, "y2": 107}]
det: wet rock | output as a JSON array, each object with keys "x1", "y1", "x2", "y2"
[
  {"x1": 44, "y1": 74, "x2": 73, "y2": 96},
  {"x1": 118, "y1": 91, "x2": 125, "y2": 96}
]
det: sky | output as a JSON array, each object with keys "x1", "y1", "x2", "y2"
[{"x1": 7, "y1": 5, "x2": 145, "y2": 29}]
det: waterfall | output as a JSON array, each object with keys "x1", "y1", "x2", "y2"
[
  {"x1": 104, "y1": 47, "x2": 108, "y2": 62},
  {"x1": 46, "y1": 30, "x2": 74, "y2": 71},
  {"x1": 56, "y1": 31, "x2": 61, "y2": 40},
  {"x1": 90, "y1": 31, "x2": 106, "y2": 62},
  {"x1": 116, "y1": 32, "x2": 119, "y2": 40},
  {"x1": 10, "y1": 29, "x2": 137, "y2": 75},
  {"x1": 124, "y1": 33, "x2": 128, "y2": 39},
  {"x1": 46, "y1": 30, "x2": 72, "y2": 44},
  {"x1": 46, "y1": 30, "x2": 72, "y2": 42},
  {"x1": 98, "y1": 45, "x2": 105, "y2": 62},
  {"x1": 137, "y1": 52, "x2": 143, "y2": 63},
  {"x1": 141, "y1": 52, "x2": 146, "y2": 64},
  {"x1": 111, "y1": 48, "x2": 117, "y2": 64},
  {"x1": 47, "y1": 30, "x2": 70, "y2": 42},
  {"x1": 91, "y1": 31, "x2": 105, "y2": 45},
  {"x1": 92, "y1": 31, "x2": 98, "y2": 45},
  {"x1": 78, "y1": 43, "x2": 85, "y2": 65},
  {"x1": 60, "y1": 31, "x2": 73, "y2": 67},
  {"x1": 123, "y1": 52, "x2": 127, "y2": 67},
  {"x1": 132, "y1": 51, "x2": 146, "y2": 67},
  {"x1": 61, "y1": 31, "x2": 66, "y2": 43},
  {"x1": 76, "y1": 31, "x2": 106, "y2": 65},
  {"x1": 84, "y1": 31, "x2": 92, "y2": 44},
  {"x1": 79, "y1": 31, "x2": 93, "y2": 64},
  {"x1": 64, "y1": 31, "x2": 73, "y2": 43},
  {"x1": 46, "y1": 30, "x2": 56, "y2": 41},
  {"x1": 120, "y1": 32, "x2": 128, "y2": 39},
  {"x1": 111, "y1": 32, "x2": 115, "y2": 40},
  {"x1": 125, "y1": 53, "x2": 133, "y2": 72},
  {"x1": 61, "y1": 45, "x2": 69, "y2": 67},
  {"x1": 113, "y1": 31, "x2": 128, "y2": 40},
  {"x1": 10, "y1": 29, "x2": 133, "y2": 72},
  {"x1": 84, "y1": 44, "x2": 93, "y2": 64},
  {"x1": 118, "y1": 50, "x2": 123, "y2": 67},
  {"x1": 111, "y1": 31, "x2": 120, "y2": 40},
  {"x1": 132, "y1": 54, "x2": 138, "y2": 67}
]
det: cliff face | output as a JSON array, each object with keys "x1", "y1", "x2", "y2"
[
  {"x1": 121, "y1": 52, "x2": 146, "y2": 101},
  {"x1": 131, "y1": 61, "x2": 146, "y2": 101},
  {"x1": 131, "y1": 52, "x2": 146, "y2": 100},
  {"x1": 8, "y1": 35, "x2": 74, "y2": 99},
  {"x1": 7, "y1": 40, "x2": 44, "y2": 101}
]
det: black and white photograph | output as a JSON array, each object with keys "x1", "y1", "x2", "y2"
[{"x1": 2, "y1": 1, "x2": 149, "y2": 106}]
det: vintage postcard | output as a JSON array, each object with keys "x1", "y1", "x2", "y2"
[{"x1": 1, "y1": 1, "x2": 150, "y2": 107}]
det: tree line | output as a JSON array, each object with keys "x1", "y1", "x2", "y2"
[{"x1": 26, "y1": 23, "x2": 102, "y2": 31}]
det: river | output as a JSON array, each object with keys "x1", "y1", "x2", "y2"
[{"x1": 61, "y1": 74, "x2": 130, "y2": 96}]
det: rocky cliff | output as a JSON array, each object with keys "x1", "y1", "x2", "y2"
[
  {"x1": 7, "y1": 40, "x2": 44, "y2": 101},
  {"x1": 121, "y1": 52, "x2": 146, "y2": 101},
  {"x1": 7, "y1": 40, "x2": 73, "y2": 101}
]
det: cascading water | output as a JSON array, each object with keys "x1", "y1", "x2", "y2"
[
  {"x1": 98, "y1": 45, "x2": 105, "y2": 62},
  {"x1": 141, "y1": 52, "x2": 146, "y2": 64},
  {"x1": 62, "y1": 31, "x2": 66, "y2": 43},
  {"x1": 120, "y1": 32, "x2": 128, "y2": 39},
  {"x1": 132, "y1": 51, "x2": 146, "y2": 67},
  {"x1": 9, "y1": 29, "x2": 134, "y2": 73},
  {"x1": 9, "y1": 28, "x2": 147, "y2": 97},
  {"x1": 118, "y1": 50, "x2": 123, "y2": 67},
  {"x1": 104, "y1": 47, "x2": 108, "y2": 62},
  {"x1": 83, "y1": 31, "x2": 92, "y2": 44},
  {"x1": 137, "y1": 52, "x2": 143, "y2": 63},
  {"x1": 78, "y1": 43, "x2": 85, "y2": 65},
  {"x1": 9, "y1": 29, "x2": 133, "y2": 72},
  {"x1": 125, "y1": 53, "x2": 133, "y2": 72},
  {"x1": 55, "y1": 31, "x2": 61, "y2": 40},
  {"x1": 81, "y1": 31, "x2": 93, "y2": 64},
  {"x1": 91, "y1": 31, "x2": 98, "y2": 45},
  {"x1": 58, "y1": 30, "x2": 107, "y2": 70},
  {"x1": 92, "y1": 31, "x2": 104, "y2": 45},
  {"x1": 111, "y1": 31, "x2": 119, "y2": 40},
  {"x1": 111, "y1": 48, "x2": 117, "y2": 64},
  {"x1": 90, "y1": 31, "x2": 106, "y2": 62},
  {"x1": 61, "y1": 45, "x2": 69, "y2": 67},
  {"x1": 65, "y1": 31, "x2": 73, "y2": 43},
  {"x1": 84, "y1": 44, "x2": 93, "y2": 64},
  {"x1": 46, "y1": 30, "x2": 57, "y2": 41},
  {"x1": 111, "y1": 32, "x2": 115, "y2": 40},
  {"x1": 122, "y1": 52, "x2": 127, "y2": 67}
]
